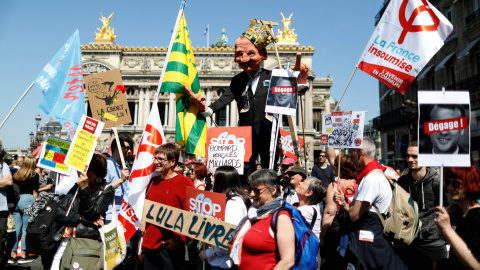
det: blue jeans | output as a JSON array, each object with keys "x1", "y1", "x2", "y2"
[{"x1": 11, "y1": 194, "x2": 34, "y2": 252}]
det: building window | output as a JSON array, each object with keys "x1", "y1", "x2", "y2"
[
  {"x1": 216, "y1": 107, "x2": 227, "y2": 127},
  {"x1": 313, "y1": 109, "x2": 322, "y2": 132},
  {"x1": 127, "y1": 102, "x2": 135, "y2": 125},
  {"x1": 157, "y1": 102, "x2": 166, "y2": 125}
]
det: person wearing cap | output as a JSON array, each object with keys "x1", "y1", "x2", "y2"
[
  {"x1": 279, "y1": 157, "x2": 296, "y2": 189},
  {"x1": 282, "y1": 165, "x2": 306, "y2": 206},
  {"x1": 311, "y1": 150, "x2": 335, "y2": 186},
  {"x1": 184, "y1": 19, "x2": 309, "y2": 175}
]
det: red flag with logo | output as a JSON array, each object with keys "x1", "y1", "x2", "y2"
[
  {"x1": 278, "y1": 129, "x2": 304, "y2": 160},
  {"x1": 118, "y1": 104, "x2": 165, "y2": 241},
  {"x1": 357, "y1": 0, "x2": 453, "y2": 94}
]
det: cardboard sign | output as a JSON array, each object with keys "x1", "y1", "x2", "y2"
[
  {"x1": 265, "y1": 69, "x2": 299, "y2": 116},
  {"x1": 186, "y1": 187, "x2": 226, "y2": 221},
  {"x1": 418, "y1": 91, "x2": 471, "y2": 167},
  {"x1": 278, "y1": 129, "x2": 304, "y2": 160},
  {"x1": 143, "y1": 200, "x2": 237, "y2": 249},
  {"x1": 206, "y1": 127, "x2": 251, "y2": 174},
  {"x1": 37, "y1": 136, "x2": 71, "y2": 175},
  {"x1": 84, "y1": 69, "x2": 132, "y2": 128},
  {"x1": 321, "y1": 111, "x2": 365, "y2": 148},
  {"x1": 65, "y1": 115, "x2": 105, "y2": 172}
]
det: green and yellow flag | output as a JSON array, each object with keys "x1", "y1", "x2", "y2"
[{"x1": 160, "y1": 14, "x2": 207, "y2": 156}]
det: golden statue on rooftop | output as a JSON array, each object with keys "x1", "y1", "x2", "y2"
[
  {"x1": 276, "y1": 13, "x2": 297, "y2": 44},
  {"x1": 95, "y1": 12, "x2": 116, "y2": 43}
]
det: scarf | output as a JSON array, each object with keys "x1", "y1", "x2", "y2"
[
  {"x1": 356, "y1": 159, "x2": 386, "y2": 184},
  {"x1": 229, "y1": 197, "x2": 283, "y2": 265}
]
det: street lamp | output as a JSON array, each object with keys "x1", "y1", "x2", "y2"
[
  {"x1": 401, "y1": 98, "x2": 418, "y2": 143},
  {"x1": 29, "y1": 132, "x2": 34, "y2": 142}
]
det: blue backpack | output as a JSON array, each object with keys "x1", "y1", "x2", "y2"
[{"x1": 271, "y1": 201, "x2": 319, "y2": 270}]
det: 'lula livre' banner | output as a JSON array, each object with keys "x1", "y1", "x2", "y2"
[{"x1": 357, "y1": 0, "x2": 453, "y2": 94}]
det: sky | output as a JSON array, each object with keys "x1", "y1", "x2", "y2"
[{"x1": 0, "y1": 0, "x2": 383, "y2": 148}]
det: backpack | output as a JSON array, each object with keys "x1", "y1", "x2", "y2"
[
  {"x1": 26, "y1": 198, "x2": 63, "y2": 255},
  {"x1": 371, "y1": 169, "x2": 422, "y2": 245},
  {"x1": 271, "y1": 201, "x2": 319, "y2": 270},
  {"x1": 6, "y1": 183, "x2": 20, "y2": 213}
]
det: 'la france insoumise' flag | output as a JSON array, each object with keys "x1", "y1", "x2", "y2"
[
  {"x1": 357, "y1": 0, "x2": 453, "y2": 94},
  {"x1": 36, "y1": 30, "x2": 85, "y2": 136},
  {"x1": 160, "y1": 14, "x2": 207, "y2": 156}
]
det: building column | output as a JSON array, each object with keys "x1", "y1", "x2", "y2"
[
  {"x1": 168, "y1": 93, "x2": 176, "y2": 129},
  {"x1": 325, "y1": 94, "x2": 331, "y2": 113},
  {"x1": 138, "y1": 89, "x2": 145, "y2": 128},
  {"x1": 144, "y1": 88, "x2": 151, "y2": 127},
  {"x1": 205, "y1": 88, "x2": 213, "y2": 128},
  {"x1": 230, "y1": 101, "x2": 238, "y2": 127},
  {"x1": 164, "y1": 101, "x2": 169, "y2": 126},
  {"x1": 134, "y1": 101, "x2": 138, "y2": 126}
]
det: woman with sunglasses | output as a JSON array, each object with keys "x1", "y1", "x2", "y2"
[
  {"x1": 189, "y1": 162, "x2": 207, "y2": 190},
  {"x1": 231, "y1": 169, "x2": 295, "y2": 270},
  {"x1": 435, "y1": 165, "x2": 480, "y2": 269},
  {"x1": 197, "y1": 166, "x2": 250, "y2": 269}
]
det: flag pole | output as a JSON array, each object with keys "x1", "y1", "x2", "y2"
[
  {"x1": 0, "y1": 81, "x2": 35, "y2": 130},
  {"x1": 207, "y1": 24, "x2": 209, "y2": 48},
  {"x1": 154, "y1": 0, "x2": 186, "y2": 99},
  {"x1": 334, "y1": 67, "x2": 357, "y2": 112}
]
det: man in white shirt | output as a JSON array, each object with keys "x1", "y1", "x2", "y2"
[{"x1": 335, "y1": 138, "x2": 406, "y2": 269}]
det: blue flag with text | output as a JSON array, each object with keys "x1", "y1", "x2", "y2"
[{"x1": 36, "y1": 29, "x2": 85, "y2": 137}]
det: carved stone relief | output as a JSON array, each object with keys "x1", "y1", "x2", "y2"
[
  {"x1": 83, "y1": 63, "x2": 110, "y2": 75},
  {"x1": 124, "y1": 58, "x2": 140, "y2": 68},
  {"x1": 141, "y1": 57, "x2": 152, "y2": 73},
  {"x1": 153, "y1": 58, "x2": 164, "y2": 68},
  {"x1": 213, "y1": 58, "x2": 230, "y2": 69},
  {"x1": 312, "y1": 94, "x2": 325, "y2": 107}
]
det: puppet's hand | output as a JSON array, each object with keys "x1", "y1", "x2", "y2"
[{"x1": 184, "y1": 84, "x2": 207, "y2": 112}]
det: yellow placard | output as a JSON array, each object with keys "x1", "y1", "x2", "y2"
[
  {"x1": 143, "y1": 200, "x2": 237, "y2": 249},
  {"x1": 326, "y1": 127, "x2": 333, "y2": 133},
  {"x1": 104, "y1": 113, "x2": 118, "y2": 122},
  {"x1": 66, "y1": 129, "x2": 97, "y2": 171}
]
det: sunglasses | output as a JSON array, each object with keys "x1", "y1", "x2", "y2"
[
  {"x1": 319, "y1": 155, "x2": 326, "y2": 158},
  {"x1": 247, "y1": 186, "x2": 268, "y2": 195},
  {"x1": 445, "y1": 179, "x2": 462, "y2": 189}
]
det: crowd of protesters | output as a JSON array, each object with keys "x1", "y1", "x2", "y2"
[{"x1": 0, "y1": 135, "x2": 479, "y2": 270}]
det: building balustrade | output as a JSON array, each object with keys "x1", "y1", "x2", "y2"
[
  {"x1": 446, "y1": 73, "x2": 480, "y2": 93},
  {"x1": 466, "y1": 9, "x2": 480, "y2": 25}
]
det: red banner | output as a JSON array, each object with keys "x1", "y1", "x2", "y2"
[
  {"x1": 278, "y1": 129, "x2": 304, "y2": 160},
  {"x1": 186, "y1": 187, "x2": 226, "y2": 221},
  {"x1": 424, "y1": 116, "x2": 468, "y2": 134}
]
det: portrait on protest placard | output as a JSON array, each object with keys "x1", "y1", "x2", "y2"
[
  {"x1": 265, "y1": 69, "x2": 299, "y2": 116},
  {"x1": 418, "y1": 91, "x2": 471, "y2": 167}
]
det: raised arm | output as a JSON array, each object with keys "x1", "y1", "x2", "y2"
[{"x1": 320, "y1": 183, "x2": 336, "y2": 246}]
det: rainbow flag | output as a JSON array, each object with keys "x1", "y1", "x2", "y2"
[{"x1": 160, "y1": 14, "x2": 207, "y2": 156}]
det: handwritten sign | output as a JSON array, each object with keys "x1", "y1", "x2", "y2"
[
  {"x1": 321, "y1": 111, "x2": 365, "y2": 148},
  {"x1": 37, "y1": 136, "x2": 71, "y2": 175},
  {"x1": 278, "y1": 129, "x2": 304, "y2": 160},
  {"x1": 84, "y1": 69, "x2": 132, "y2": 128},
  {"x1": 65, "y1": 115, "x2": 104, "y2": 172},
  {"x1": 206, "y1": 127, "x2": 251, "y2": 174},
  {"x1": 143, "y1": 200, "x2": 237, "y2": 249},
  {"x1": 186, "y1": 187, "x2": 226, "y2": 221}
]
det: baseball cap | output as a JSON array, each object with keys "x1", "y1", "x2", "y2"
[
  {"x1": 286, "y1": 166, "x2": 306, "y2": 177},
  {"x1": 282, "y1": 157, "x2": 296, "y2": 166}
]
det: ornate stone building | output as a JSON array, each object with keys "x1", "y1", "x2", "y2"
[
  {"x1": 47, "y1": 13, "x2": 334, "y2": 171},
  {"x1": 373, "y1": 0, "x2": 480, "y2": 168}
]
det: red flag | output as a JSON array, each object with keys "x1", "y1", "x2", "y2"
[{"x1": 118, "y1": 104, "x2": 165, "y2": 241}]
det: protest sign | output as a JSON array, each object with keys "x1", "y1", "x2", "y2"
[
  {"x1": 206, "y1": 127, "x2": 251, "y2": 174},
  {"x1": 278, "y1": 129, "x2": 304, "y2": 160},
  {"x1": 321, "y1": 111, "x2": 365, "y2": 148},
  {"x1": 37, "y1": 136, "x2": 71, "y2": 175},
  {"x1": 418, "y1": 91, "x2": 470, "y2": 167},
  {"x1": 84, "y1": 69, "x2": 132, "y2": 128},
  {"x1": 357, "y1": 0, "x2": 453, "y2": 94},
  {"x1": 143, "y1": 199, "x2": 237, "y2": 249},
  {"x1": 65, "y1": 115, "x2": 105, "y2": 172},
  {"x1": 186, "y1": 187, "x2": 226, "y2": 221},
  {"x1": 265, "y1": 69, "x2": 299, "y2": 116}
]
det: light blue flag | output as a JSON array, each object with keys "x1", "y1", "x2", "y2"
[{"x1": 36, "y1": 29, "x2": 85, "y2": 137}]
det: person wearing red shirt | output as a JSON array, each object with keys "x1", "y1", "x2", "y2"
[{"x1": 141, "y1": 143, "x2": 195, "y2": 270}]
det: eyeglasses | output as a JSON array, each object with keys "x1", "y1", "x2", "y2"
[
  {"x1": 445, "y1": 179, "x2": 462, "y2": 189},
  {"x1": 247, "y1": 186, "x2": 268, "y2": 195},
  {"x1": 319, "y1": 155, "x2": 326, "y2": 158},
  {"x1": 152, "y1": 157, "x2": 170, "y2": 163}
]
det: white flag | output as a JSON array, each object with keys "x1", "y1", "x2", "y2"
[
  {"x1": 357, "y1": 0, "x2": 453, "y2": 94},
  {"x1": 118, "y1": 104, "x2": 165, "y2": 241}
]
